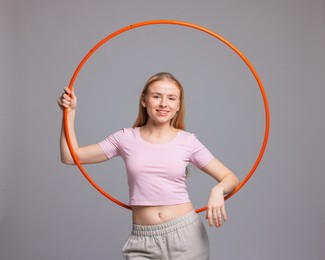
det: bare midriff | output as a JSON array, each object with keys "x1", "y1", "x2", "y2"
[{"x1": 132, "y1": 202, "x2": 194, "y2": 225}]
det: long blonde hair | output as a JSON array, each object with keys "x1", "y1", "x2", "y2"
[{"x1": 133, "y1": 72, "x2": 185, "y2": 129}]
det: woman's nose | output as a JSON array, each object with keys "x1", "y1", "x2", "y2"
[{"x1": 159, "y1": 98, "x2": 167, "y2": 107}]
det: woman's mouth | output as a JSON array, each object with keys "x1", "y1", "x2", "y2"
[{"x1": 156, "y1": 110, "x2": 169, "y2": 116}]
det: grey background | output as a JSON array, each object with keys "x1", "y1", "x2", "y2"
[{"x1": 1, "y1": 0, "x2": 324, "y2": 259}]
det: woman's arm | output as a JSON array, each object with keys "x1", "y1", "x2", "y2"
[
  {"x1": 58, "y1": 87, "x2": 108, "y2": 165},
  {"x1": 201, "y1": 158, "x2": 240, "y2": 228}
]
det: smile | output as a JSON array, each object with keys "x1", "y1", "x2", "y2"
[{"x1": 156, "y1": 110, "x2": 169, "y2": 116}]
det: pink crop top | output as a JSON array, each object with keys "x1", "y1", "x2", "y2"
[{"x1": 98, "y1": 127, "x2": 214, "y2": 206}]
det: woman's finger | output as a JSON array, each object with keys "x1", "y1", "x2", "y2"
[
  {"x1": 216, "y1": 207, "x2": 223, "y2": 227},
  {"x1": 221, "y1": 207, "x2": 228, "y2": 222},
  {"x1": 206, "y1": 208, "x2": 213, "y2": 227},
  {"x1": 63, "y1": 86, "x2": 71, "y2": 95},
  {"x1": 212, "y1": 207, "x2": 219, "y2": 227}
]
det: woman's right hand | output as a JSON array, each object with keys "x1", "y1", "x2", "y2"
[{"x1": 57, "y1": 87, "x2": 77, "y2": 112}]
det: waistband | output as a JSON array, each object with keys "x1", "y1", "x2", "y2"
[{"x1": 131, "y1": 210, "x2": 198, "y2": 237}]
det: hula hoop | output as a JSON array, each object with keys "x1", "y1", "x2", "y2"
[{"x1": 64, "y1": 20, "x2": 270, "y2": 213}]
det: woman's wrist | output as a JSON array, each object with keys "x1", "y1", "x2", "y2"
[
  {"x1": 212, "y1": 184, "x2": 225, "y2": 195},
  {"x1": 66, "y1": 109, "x2": 76, "y2": 119}
]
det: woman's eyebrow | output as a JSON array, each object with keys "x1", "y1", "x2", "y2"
[
  {"x1": 150, "y1": 92, "x2": 162, "y2": 95},
  {"x1": 149, "y1": 92, "x2": 178, "y2": 97}
]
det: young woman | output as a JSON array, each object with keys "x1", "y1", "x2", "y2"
[{"x1": 58, "y1": 72, "x2": 239, "y2": 259}]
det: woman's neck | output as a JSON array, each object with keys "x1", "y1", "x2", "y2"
[
  {"x1": 142, "y1": 121, "x2": 177, "y2": 134},
  {"x1": 140, "y1": 123, "x2": 178, "y2": 143}
]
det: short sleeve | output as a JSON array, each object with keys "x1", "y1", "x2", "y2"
[
  {"x1": 190, "y1": 136, "x2": 214, "y2": 169},
  {"x1": 98, "y1": 129, "x2": 124, "y2": 159}
]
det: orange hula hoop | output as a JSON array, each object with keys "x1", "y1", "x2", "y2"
[{"x1": 64, "y1": 20, "x2": 270, "y2": 213}]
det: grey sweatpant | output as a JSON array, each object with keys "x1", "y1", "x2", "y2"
[{"x1": 122, "y1": 210, "x2": 210, "y2": 260}]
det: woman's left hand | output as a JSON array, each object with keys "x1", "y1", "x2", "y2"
[{"x1": 206, "y1": 185, "x2": 227, "y2": 228}]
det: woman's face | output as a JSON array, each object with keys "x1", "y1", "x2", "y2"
[{"x1": 141, "y1": 80, "x2": 180, "y2": 126}]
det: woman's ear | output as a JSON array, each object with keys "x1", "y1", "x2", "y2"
[{"x1": 141, "y1": 98, "x2": 146, "y2": 108}]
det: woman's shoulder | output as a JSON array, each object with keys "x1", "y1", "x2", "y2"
[
  {"x1": 111, "y1": 127, "x2": 137, "y2": 137},
  {"x1": 120, "y1": 127, "x2": 137, "y2": 133},
  {"x1": 178, "y1": 130, "x2": 208, "y2": 147},
  {"x1": 178, "y1": 129, "x2": 198, "y2": 141},
  {"x1": 101, "y1": 127, "x2": 137, "y2": 140}
]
